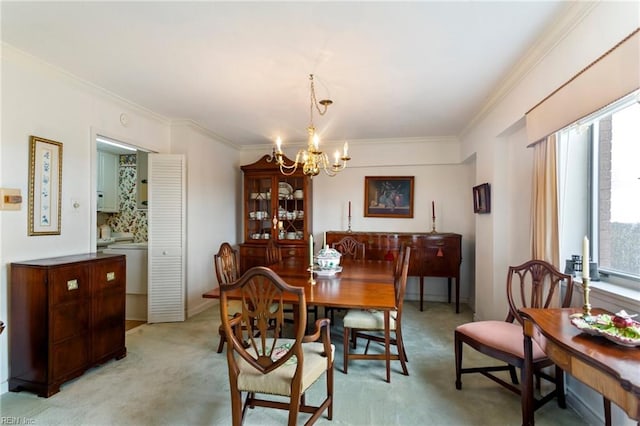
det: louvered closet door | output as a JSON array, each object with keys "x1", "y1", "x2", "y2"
[{"x1": 147, "y1": 154, "x2": 186, "y2": 323}]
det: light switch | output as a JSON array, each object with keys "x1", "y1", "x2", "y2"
[{"x1": 0, "y1": 188, "x2": 22, "y2": 211}]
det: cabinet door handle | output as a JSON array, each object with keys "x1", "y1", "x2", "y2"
[
  {"x1": 67, "y1": 279, "x2": 79, "y2": 291},
  {"x1": 106, "y1": 272, "x2": 116, "y2": 281}
]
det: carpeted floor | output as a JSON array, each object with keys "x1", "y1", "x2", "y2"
[{"x1": 1, "y1": 301, "x2": 586, "y2": 425}]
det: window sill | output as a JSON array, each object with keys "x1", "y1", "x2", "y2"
[{"x1": 572, "y1": 277, "x2": 640, "y2": 313}]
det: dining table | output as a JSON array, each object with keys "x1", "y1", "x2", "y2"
[{"x1": 202, "y1": 257, "x2": 398, "y2": 382}]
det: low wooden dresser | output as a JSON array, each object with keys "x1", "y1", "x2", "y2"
[
  {"x1": 9, "y1": 253, "x2": 127, "y2": 397},
  {"x1": 326, "y1": 231, "x2": 462, "y2": 312}
]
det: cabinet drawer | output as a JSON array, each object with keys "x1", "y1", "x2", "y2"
[
  {"x1": 51, "y1": 303, "x2": 89, "y2": 342},
  {"x1": 279, "y1": 245, "x2": 305, "y2": 259},
  {"x1": 50, "y1": 266, "x2": 90, "y2": 305},
  {"x1": 93, "y1": 259, "x2": 125, "y2": 291},
  {"x1": 52, "y1": 334, "x2": 89, "y2": 381}
]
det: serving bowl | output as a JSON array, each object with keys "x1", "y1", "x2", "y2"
[{"x1": 316, "y1": 248, "x2": 341, "y2": 269}]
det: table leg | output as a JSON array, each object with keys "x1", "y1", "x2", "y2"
[
  {"x1": 384, "y1": 310, "x2": 390, "y2": 383},
  {"x1": 522, "y1": 323, "x2": 535, "y2": 426},
  {"x1": 455, "y1": 275, "x2": 460, "y2": 313},
  {"x1": 603, "y1": 397, "x2": 611, "y2": 426}
]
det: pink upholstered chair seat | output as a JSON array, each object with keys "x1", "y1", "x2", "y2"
[{"x1": 455, "y1": 320, "x2": 546, "y2": 361}]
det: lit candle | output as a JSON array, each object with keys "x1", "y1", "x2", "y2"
[
  {"x1": 276, "y1": 136, "x2": 282, "y2": 153},
  {"x1": 432, "y1": 201, "x2": 435, "y2": 218},
  {"x1": 313, "y1": 134, "x2": 319, "y2": 151},
  {"x1": 343, "y1": 141, "x2": 349, "y2": 157},
  {"x1": 309, "y1": 233, "x2": 314, "y2": 266},
  {"x1": 334, "y1": 150, "x2": 340, "y2": 164},
  {"x1": 582, "y1": 236, "x2": 590, "y2": 279},
  {"x1": 348, "y1": 201, "x2": 351, "y2": 217},
  {"x1": 323, "y1": 232, "x2": 327, "y2": 249}
]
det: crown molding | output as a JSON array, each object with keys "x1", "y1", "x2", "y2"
[
  {"x1": 459, "y1": 1, "x2": 598, "y2": 138},
  {"x1": 169, "y1": 119, "x2": 240, "y2": 149},
  {"x1": 1, "y1": 42, "x2": 169, "y2": 125}
]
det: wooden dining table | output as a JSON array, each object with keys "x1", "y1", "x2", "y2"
[{"x1": 202, "y1": 257, "x2": 398, "y2": 382}]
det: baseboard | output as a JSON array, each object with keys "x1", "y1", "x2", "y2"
[
  {"x1": 187, "y1": 298, "x2": 218, "y2": 318},
  {"x1": 566, "y1": 386, "x2": 603, "y2": 425}
]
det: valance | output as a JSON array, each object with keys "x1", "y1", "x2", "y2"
[{"x1": 526, "y1": 29, "x2": 639, "y2": 146}]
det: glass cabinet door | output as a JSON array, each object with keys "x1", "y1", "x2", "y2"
[
  {"x1": 275, "y1": 176, "x2": 306, "y2": 242},
  {"x1": 246, "y1": 176, "x2": 273, "y2": 241}
]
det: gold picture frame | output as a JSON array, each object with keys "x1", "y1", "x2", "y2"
[
  {"x1": 364, "y1": 176, "x2": 414, "y2": 218},
  {"x1": 28, "y1": 135, "x2": 63, "y2": 235}
]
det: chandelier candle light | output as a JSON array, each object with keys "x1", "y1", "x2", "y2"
[{"x1": 272, "y1": 74, "x2": 351, "y2": 177}]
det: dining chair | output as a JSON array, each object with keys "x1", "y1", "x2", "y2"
[
  {"x1": 214, "y1": 242, "x2": 242, "y2": 353},
  {"x1": 454, "y1": 259, "x2": 574, "y2": 411},
  {"x1": 266, "y1": 239, "x2": 317, "y2": 322},
  {"x1": 342, "y1": 246, "x2": 411, "y2": 380},
  {"x1": 219, "y1": 266, "x2": 334, "y2": 426},
  {"x1": 264, "y1": 239, "x2": 282, "y2": 266},
  {"x1": 331, "y1": 236, "x2": 365, "y2": 260}
]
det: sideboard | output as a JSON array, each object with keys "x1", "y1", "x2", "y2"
[
  {"x1": 326, "y1": 231, "x2": 462, "y2": 312},
  {"x1": 9, "y1": 253, "x2": 127, "y2": 397}
]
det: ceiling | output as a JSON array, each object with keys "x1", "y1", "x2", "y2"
[{"x1": 1, "y1": 1, "x2": 570, "y2": 148}]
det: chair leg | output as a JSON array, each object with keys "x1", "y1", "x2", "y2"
[
  {"x1": 395, "y1": 328, "x2": 409, "y2": 375},
  {"x1": 454, "y1": 332, "x2": 462, "y2": 390},
  {"x1": 343, "y1": 326, "x2": 350, "y2": 374},
  {"x1": 509, "y1": 365, "x2": 519, "y2": 385},
  {"x1": 217, "y1": 325, "x2": 226, "y2": 353}
]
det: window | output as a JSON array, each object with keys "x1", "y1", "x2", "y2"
[
  {"x1": 558, "y1": 90, "x2": 639, "y2": 288},
  {"x1": 593, "y1": 97, "x2": 640, "y2": 281}
]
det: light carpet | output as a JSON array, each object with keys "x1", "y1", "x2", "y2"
[{"x1": 1, "y1": 301, "x2": 586, "y2": 425}]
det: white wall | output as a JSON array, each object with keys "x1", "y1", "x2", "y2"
[
  {"x1": 459, "y1": 2, "x2": 639, "y2": 424},
  {"x1": 0, "y1": 45, "x2": 240, "y2": 394},
  {"x1": 169, "y1": 122, "x2": 241, "y2": 316},
  {"x1": 242, "y1": 138, "x2": 476, "y2": 306}
]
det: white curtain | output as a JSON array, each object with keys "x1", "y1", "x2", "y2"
[{"x1": 530, "y1": 134, "x2": 559, "y2": 266}]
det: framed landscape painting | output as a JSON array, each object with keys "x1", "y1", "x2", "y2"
[{"x1": 364, "y1": 176, "x2": 414, "y2": 218}]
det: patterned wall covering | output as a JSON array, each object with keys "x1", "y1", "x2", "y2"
[{"x1": 105, "y1": 154, "x2": 148, "y2": 242}]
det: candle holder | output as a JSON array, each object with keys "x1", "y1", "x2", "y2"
[
  {"x1": 431, "y1": 215, "x2": 437, "y2": 233},
  {"x1": 308, "y1": 265, "x2": 316, "y2": 286},
  {"x1": 347, "y1": 214, "x2": 352, "y2": 233},
  {"x1": 582, "y1": 277, "x2": 591, "y2": 317}
]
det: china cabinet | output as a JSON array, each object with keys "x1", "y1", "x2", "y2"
[{"x1": 239, "y1": 154, "x2": 312, "y2": 273}]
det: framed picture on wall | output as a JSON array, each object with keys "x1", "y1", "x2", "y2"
[
  {"x1": 364, "y1": 176, "x2": 414, "y2": 218},
  {"x1": 28, "y1": 135, "x2": 63, "y2": 235},
  {"x1": 473, "y1": 183, "x2": 491, "y2": 214}
]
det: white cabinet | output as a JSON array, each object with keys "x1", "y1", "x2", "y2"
[{"x1": 97, "y1": 150, "x2": 119, "y2": 212}]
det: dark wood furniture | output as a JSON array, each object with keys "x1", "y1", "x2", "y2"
[
  {"x1": 219, "y1": 266, "x2": 334, "y2": 425},
  {"x1": 455, "y1": 260, "x2": 573, "y2": 414},
  {"x1": 239, "y1": 155, "x2": 312, "y2": 273},
  {"x1": 326, "y1": 231, "x2": 462, "y2": 312},
  {"x1": 203, "y1": 258, "x2": 399, "y2": 382},
  {"x1": 213, "y1": 242, "x2": 241, "y2": 353},
  {"x1": 9, "y1": 253, "x2": 127, "y2": 397},
  {"x1": 521, "y1": 308, "x2": 640, "y2": 426}
]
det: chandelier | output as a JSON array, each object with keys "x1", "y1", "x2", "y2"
[{"x1": 271, "y1": 74, "x2": 350, "y2": 177}]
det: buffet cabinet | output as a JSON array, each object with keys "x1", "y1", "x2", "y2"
[
  {"x1": 239, "y1": 154, "x2": 312, "y2": 273},
  {"x1": 9, "y1": 253, "x2": 127, "y2": 397},
  {"x1": 326, "y1": 231, "x2": 462, "y2": 312}
]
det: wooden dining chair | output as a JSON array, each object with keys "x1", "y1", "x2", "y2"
[
  {"x1": 331, "y1": 236, "x2": 365, "y2": 260},
  {"x1": 264, "y1": 239, "x2": 282, "y2": 266},
  {"x1": 342, "y1": 246, "x2": 411, "y2": 381},
  {"x1": 219, "y1": 266, "x2": 334, "y2": 426},
  {"x1": 454, "y1": 259, "x2": 574, "y2": 411},
  {"x1": 214, "y1": 242, "x2": 241, "y2": 353}
]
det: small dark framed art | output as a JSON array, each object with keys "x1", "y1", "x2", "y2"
[
  {"x1": 473, "y1": 183, "x2": 491, "y2": 214},
  {"x1": 364, "y1": 176, "x2": 414, "y2": 218}
]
